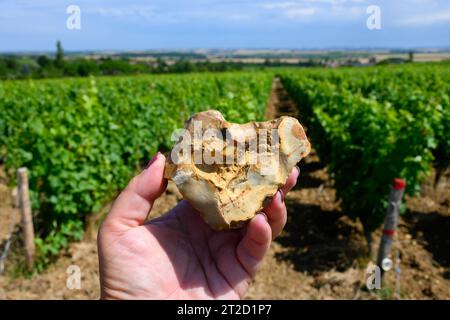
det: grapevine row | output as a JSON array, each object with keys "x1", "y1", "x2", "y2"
[
  {"x1": 280, "y1": 63, "x2": 450, "y2": 232},
  {"x1": 0, "y1": 72, "x2": 273, "y2": 265}
]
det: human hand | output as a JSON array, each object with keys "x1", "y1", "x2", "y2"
[{"x1": 98, "y1": 152, "x2": 299, "y2": 299}]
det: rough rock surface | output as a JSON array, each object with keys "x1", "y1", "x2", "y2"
[{"x1": 164, "y1": 110, "x2": 311, "y2": 230}]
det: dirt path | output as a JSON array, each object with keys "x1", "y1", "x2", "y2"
[
  {"x1": 1, "y1": 79, "x2": 449, "y2": 299},
  {"x1": 265, "y1": 77, "x2": 298, "y2": 119}
]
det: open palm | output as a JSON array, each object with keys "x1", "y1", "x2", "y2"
[{"x1": 98, "y1": 153, "x2": 299, "y2": 299}]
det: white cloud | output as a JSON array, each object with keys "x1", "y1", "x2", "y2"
[
  {"x1": 329, "y1": 5, "x2": 365, "y2": 17},
  {"x1": 262, "y1": 0, "x2": 366, "y2": 20},
  {"x1": 285, "y1": 7, "x2": 316, "y2": 18},
  {"x1": 86, "y1": 3, "x2": 253, "y2": 23},
  {"x1": 400, "y1": 10, "x2": 450, "y2": 26},
  {"x1": 263, "y1": 2, "x2": 296, "y2": 10},
  {"x1": 306, "y1": 0, "x2": 347, "y2": 3},
  {"x1": 93, "y1": 6, "x2": 154, "y2": 19}
]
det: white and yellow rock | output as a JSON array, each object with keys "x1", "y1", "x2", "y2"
[{"x1": 164, "y1": 110, "x2": 310, "y2": 230}]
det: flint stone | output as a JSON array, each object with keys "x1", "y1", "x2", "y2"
[{"x1": 164, "y1": 110, "x2": 311, "y2": 230}]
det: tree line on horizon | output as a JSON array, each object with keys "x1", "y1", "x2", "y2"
[{"x1": 0, "y1": 41, "x2": 325, "y2": 80}]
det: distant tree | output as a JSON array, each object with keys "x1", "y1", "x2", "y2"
[
  {"x1": 4, "y1": 57, "x2": 18, "y2": 70},
  {"x1": 55, "y1": 40, "x2": 64, "y2": 68},
  {"x1": 20, "y1": 64, "x2": 31, "y2": 76},
  {"x1": 133, "y1": 62, "x2": 151, "y2": 74},
  {"x1": 0, "y1": 57, "x2": 20, "y2": 78},
  {"x1": 171, "y1": 60, "x2": 196, "y2": 73},
  {"x1": 64, "y1": 58, "x2": 99, "y2": 77},
  {"x1": 153, "y1": 58, "x2": 167, "y2": 73},
  {"x1": 99, "y1": 58, "x2": 133, "y2": 75},
  {"x1": 408, "y1": 51, "x2": 414, "y2": 62},
  {"x1": 37, "y1": 55, "x2": 52, "y2": 68},
  {"x1": 0, "y1": 59, "x2": 7, "y2": 77},
  {"x1": 78, "y1": 59, "x2": 99, "y2": 76}
]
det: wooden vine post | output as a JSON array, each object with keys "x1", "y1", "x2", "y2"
[
  {"x1": 17, "y1": 167, "x2": 35, "y2": 269},
  {"x1": 376, "y1": 178, "x2": 406, "y2": 280}
]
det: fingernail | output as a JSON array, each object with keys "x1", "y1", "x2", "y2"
[
  {"x1": 259, "y1": 212, "x2": 268, "y2": 222},
  {"x1": 145, "y1": 152, "x2": 161, "y2": 169},
  {"x1": 279, "y1": 189, "x2": 285, "y2": 203},
  {"x1": 295, "y1": 165, "x2": 301, "y2": 176}
]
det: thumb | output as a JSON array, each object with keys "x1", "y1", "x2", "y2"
[{"x1": 103, "y1": 152, "x2": 167, "y2": 233}]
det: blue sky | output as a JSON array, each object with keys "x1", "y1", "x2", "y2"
[{"x1": 1, "y1": 0, "x2": 450, "y2": 51}]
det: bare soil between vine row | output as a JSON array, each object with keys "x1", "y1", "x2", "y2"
[{"x1": 0, "y1": 79, "x2": 449, "y2": 299}]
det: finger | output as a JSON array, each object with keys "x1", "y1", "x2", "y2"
[
  {"x1": 236, "y1": 213, "x2": 271, "y2": 278},
  {"x1": 281, "y1": 166, "x2": 300, "y2": 195},
  {"x1": 103, "y1": 152, "x2": 167, "y2": 232},
  {"x1": 262, "y1": 191, "x2": 287, "y2": 239},
  {"x1": 263, "y1": 167, "x2": 300, "y2": 239}
]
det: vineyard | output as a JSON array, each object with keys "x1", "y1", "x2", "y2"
[
  {"x1": 0, "y1": 63, "x2": 449, "y2": 299},
  {"x1": 0, "y1": 72, "x2": 273, "y2": 266},
  {"x1": 280, "y1": 64, "x2": 450, "y2": 234}
]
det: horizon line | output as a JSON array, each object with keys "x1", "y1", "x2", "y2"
[{"x1": 1, "y1": 46, "x2": 450, "y2": 55}]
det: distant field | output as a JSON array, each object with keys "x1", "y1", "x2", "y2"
[
  {"x1": 126, "y1": 50, "x2": 450, "y2": 65},
  {"x1": 42, "y1": 49, "x2": 450, "y2": 64}
]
